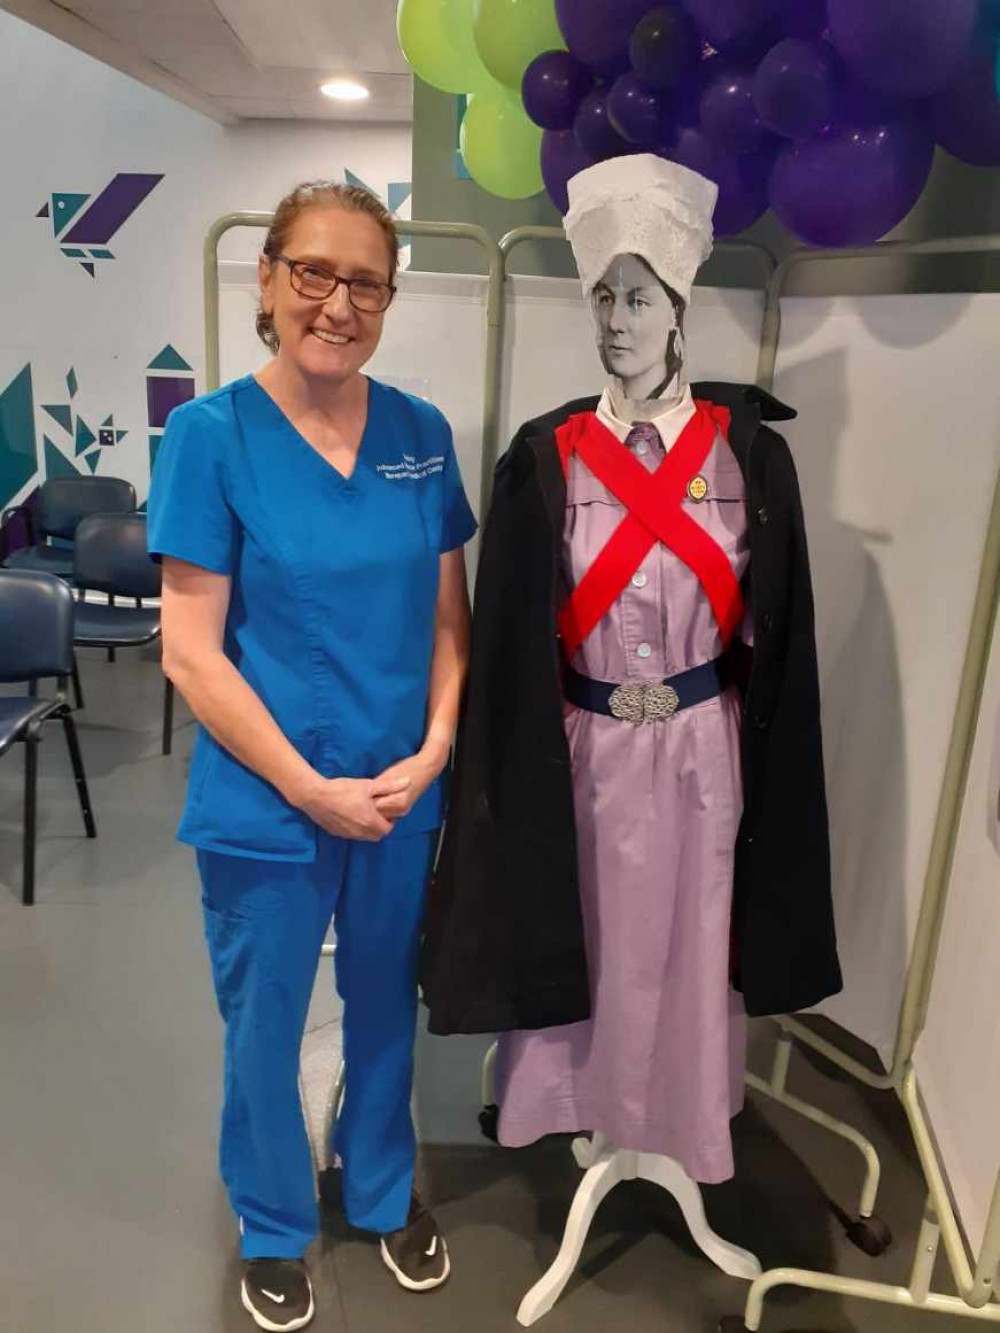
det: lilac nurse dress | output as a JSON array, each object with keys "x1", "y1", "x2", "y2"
[{"x1": 495, "y1": 388, "x2": 750, "y2": 1185}]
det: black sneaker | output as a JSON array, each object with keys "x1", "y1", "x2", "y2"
[
  {"x1": 379, "y1": 1195, "x2": 450, "y2": 1292},
  {"x1": 241, "y1": 1258, "x2": 315, "y2": 1330}
]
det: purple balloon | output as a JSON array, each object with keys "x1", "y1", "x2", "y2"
[
  {"x1": 770, "y1": 112, "x2": 935, "y2": 246},
  {"x1": 541, "y1": 129, "x2": 597, "y2": 213},
  {"x1": 523, "y1": 50, "x2": 594, "y2": 131},
  {"x1": 774, "y1": 0, "x2": 827, "y2": 38},
  {"x1": 929, "y1": 46, "x2": 1000, "y2": 166},
  {"x1": 608, "y1": 71, "x2": 675, "y2": 144},
  {"x1": 556, "y1": 0, "x2": 661, "y2": 78},
  {"x1": 681, "y1": 0, "x2": 780, "y2": 50},
  {"x1": 828, "y1": 0, "x2": 978, "y2": 99},
  {"x1": 699, "y1": 63, "x2": 771, "y2": 151},
  {"x1": 668, "y1": 125, "x2": 774, "y2": 235},
  {"x1": 832, "y1": 77, "x2": 903, "y2": 128},
  {"x1": 629, "y1": 6, "x2": 700, "y2": 91},
  {"x1": 574, "y1": 87, "x2": 635, "y2": 159},
  {"x1": 753, "y1": 38, "x2": 839, "y2": 140}
]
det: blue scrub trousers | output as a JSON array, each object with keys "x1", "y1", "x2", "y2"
[{"x1": 197, "y1": 830, "x2": 436, "y2": 1260}]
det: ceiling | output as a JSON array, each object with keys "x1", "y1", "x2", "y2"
[{"x1": 4, "y1": 0, "x2": 413, "y2": 124}]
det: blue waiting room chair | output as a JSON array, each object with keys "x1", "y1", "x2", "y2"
[
  {"x1": 3, "y1": 476, "x2": 136, "y2": 580},
  {"x1": 0, "y1": 570, "x2": 96, "y2": 905},
  {"x1": 72, "y1": 514, "x2": 175, "y2": 756}
]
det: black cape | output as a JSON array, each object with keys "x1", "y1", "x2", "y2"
[{"x1": 422, "y1": 383, "x2": 842, "y2": 1034}]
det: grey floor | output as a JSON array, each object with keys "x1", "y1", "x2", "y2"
[{"x1": 0, "y1": 650, "x2": 978, "y2": 1333}]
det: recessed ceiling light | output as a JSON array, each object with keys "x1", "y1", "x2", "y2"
[{"x1": 321, "y1": 80, "x2": 370, "y2": 102}]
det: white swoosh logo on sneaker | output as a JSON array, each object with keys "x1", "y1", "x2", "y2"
[
  {"x1": 425, "y1": 1236, "x2": 438, "y2": 1259},
  {"x1": 261, "y1": 1290, "x2": 286, "y2": 1304}
]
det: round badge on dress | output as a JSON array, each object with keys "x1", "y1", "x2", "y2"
[{"x1": 687, "y1": 475, "x2": 709, "y2": 503}]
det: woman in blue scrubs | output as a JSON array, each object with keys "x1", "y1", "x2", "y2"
[{"x1": 148, "y1": 182, "x2": 476, "y2": 1331}]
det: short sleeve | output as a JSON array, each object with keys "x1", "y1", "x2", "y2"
[
  {"x1": 439, "y1": 425, "x2": 478, "y2": 554},
  {"x1": 147, "y1": 403, "x2": 239, "y2": 575}
]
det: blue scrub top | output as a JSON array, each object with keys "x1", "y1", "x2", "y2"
[{"x1": 147, "y1": 374, "x2": 478, "y2": 861}]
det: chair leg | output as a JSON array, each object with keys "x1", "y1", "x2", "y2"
[
  {"x1": 162, "y1": 677, "x2": 175, "y2": 756},
  {"x1": 107, "y1": 595, "x2": 116, "y2": 664},
  {"x1": 23, "y1": 735, "x2": 39, "y2": 906},
  {"x1": 71, "y1": 654, "x2": 85, "y2": 711},
  {"x1": 61, "y1": 710, "x2": 96, "y2": 839}
]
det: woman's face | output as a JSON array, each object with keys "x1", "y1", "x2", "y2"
[
  {"x1": 592, "y1": 254, "x2": 685, "y2": 400},
  {"x1": 258, "y1": 205, "x2": 393, "y2": 384}
]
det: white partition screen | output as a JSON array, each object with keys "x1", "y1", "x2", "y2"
[
  {"x1": 773, "y1": 293, "x2": 1000, "y2": 1069},
  {"x1": 916, "y1": 613, "x2": 1000, "y2": 1258}
]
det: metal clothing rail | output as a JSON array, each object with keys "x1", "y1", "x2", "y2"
[
  {"x1": 725, "y1": 235, "x2": 1000, "y2": 1332},
  {"x1": 202, "y1": 213, "x2": 505, "y2": 523}
]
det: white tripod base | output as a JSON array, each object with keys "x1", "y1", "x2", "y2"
[{"x1": 516, "y1": 1139, "x2": 762, "y2": 1327}]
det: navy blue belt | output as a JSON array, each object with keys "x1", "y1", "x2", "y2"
[{"x1": 564, "y1": 655, "x2": 732, "y2": 725}]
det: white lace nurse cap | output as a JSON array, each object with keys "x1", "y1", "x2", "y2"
[{"x1": 565, "y1": 153, "x2": 718, "y2": 304}]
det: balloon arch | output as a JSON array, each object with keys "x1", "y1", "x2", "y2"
[{"x1": 398, "y1": 0, "x2": 1000, "y2": 247}]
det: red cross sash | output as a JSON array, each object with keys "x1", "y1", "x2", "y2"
[{"x1": 555, "y1": 400, "x2": 745, "y2": 662}]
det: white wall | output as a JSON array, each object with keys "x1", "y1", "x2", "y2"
[{"x1": 0, "y1": 10, "x2": 411, "y2": 509}]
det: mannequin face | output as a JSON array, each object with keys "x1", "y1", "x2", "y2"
[{"x1": 591, "y1": 254, "x2": 686, "y2": 402}]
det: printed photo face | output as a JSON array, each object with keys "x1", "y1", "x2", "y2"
[{"x1": 591, "y1": 254, "x2": 686, "y2": 400}]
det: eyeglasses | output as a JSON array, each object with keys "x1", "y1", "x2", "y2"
[{"x1": 273, "y1": 255, "x2": 396, "y2": 314}]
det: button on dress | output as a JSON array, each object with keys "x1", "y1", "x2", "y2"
[{"x1": 495, "y1": 388, "x2": 750, "y2": 1184}]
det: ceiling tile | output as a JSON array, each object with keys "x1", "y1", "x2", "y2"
[{"x1": 212, "y1": 0, "x2": 408, "y2": 74}]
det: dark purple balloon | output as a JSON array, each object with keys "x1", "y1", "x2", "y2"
[
  {"x1": 541, "y1": 129, "x2": 597, "y2": 213},
  {"x1": 681, "y1": 0, "x2": 780, "y2": 50},
  {"x1": 608, "y1": 71, "x2": 675, "y2": 144},
  {"x1": 574, "y1": 87, "x2": 635, "y2": 159},
  {"x1": 832, "y1": 77, "x2": 902, "y2": 129},
  {"x1": 828, "y1": 0, "x2": 978, "y2": 99},
  {"x1": 753, "y1": 38, "x2": 839, "y2": 140},
  {"x1": 629, "y1": 5, "x2": 700, "y2": 91},
  {"x1": 556, "y1": 0, "x2": 661, "y2": 78},
  {"x1": 699, "y1": 63, "x2": 771, "y2": 151},
  {"x1": 770, "y1": 112, "x2": 935, "y2": 246},
  {"x1": 929, "y1": 46, "x2": 1000, "y2": 167},
  {"x1": 774, "y1": 0, "x2": 827, "y2": 38},
  {"x1": 668, "y1": 125, "x2": 774, "y2": 234},
  {"x1": 523, "y1": 50, "x2": 594, "y2": 131}
]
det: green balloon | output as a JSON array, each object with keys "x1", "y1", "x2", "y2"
[
  {"x1": 397, "y1": 0, "x2": 493, "y2": 95},
  {"x1": 473, "y1": 0, "x2": 565, "y2": 90},
  {"x1": 460, "y1": 90, "x2": 544, "y2": 199}
]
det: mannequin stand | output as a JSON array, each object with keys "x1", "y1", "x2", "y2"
[
  {"x1": 517, "y1": 1130, "x2": 761, "y2": 1326},
  {"x1": 480, "y1": 1041, "x2": 761, "y2": 1325}
]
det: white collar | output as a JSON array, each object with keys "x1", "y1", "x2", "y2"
[{"x1": 596, "y1": 382, "x2": 696, "y2": 453}]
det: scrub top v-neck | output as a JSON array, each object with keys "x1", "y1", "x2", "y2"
[{"x1": 147, "y1": 374, "x2": 478, "y2": 862}]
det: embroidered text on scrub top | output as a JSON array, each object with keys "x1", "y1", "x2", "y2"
[{"x1": 377, "y1": 454, "x2": 446, "y2": 481}]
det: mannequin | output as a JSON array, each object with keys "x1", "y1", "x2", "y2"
[
  {"x1": 494, "y1": 155, "x2": 749, "y2": 1181},
  {"x1": 420, "y1": 154, "x2": 841, "y2": 1307}
]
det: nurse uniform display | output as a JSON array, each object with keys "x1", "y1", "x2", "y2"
[{"x1": 422, "y1": 155, "x2": 841, "y2": 1183}]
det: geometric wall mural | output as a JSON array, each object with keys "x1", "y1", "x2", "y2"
[
  {"x1": 147, "y1": 345, "x2": 195, "y2": 477},
  {"x1": 0, "y1": 346, "x2": 196, "y2": 522},
  {"x1": 36, "y1": 172, "x2": 164, "y2": 278},
  {"x1": 0, "y1": 365, "x2": 38, "y2": 509},
  {"x1": 345, "y1": 169, "x2": 413, "y2": 265},
  {"x1": 41, "y1": 366, "x2": 121, "y2": 478}
]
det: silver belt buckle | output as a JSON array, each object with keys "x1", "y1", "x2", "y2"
[{"x1": 608, "y1": 681, "x2": 680, "y2": 725}]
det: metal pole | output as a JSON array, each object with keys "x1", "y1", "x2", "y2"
[
  {"x1": 757, "y1": 234, "x2": 1000, "y2": 391},
  {"x1": 202, "y1": 213, "x2": 505, "y2": 522}
]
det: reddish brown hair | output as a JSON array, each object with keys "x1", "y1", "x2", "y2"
[{"x1": 256, "y1": 180, "x2": 400, "y2": 353}]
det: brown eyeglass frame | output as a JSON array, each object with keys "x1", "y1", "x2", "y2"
[{"x1": 272, "y1": 254, "x2": 396, "y2": 313}]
